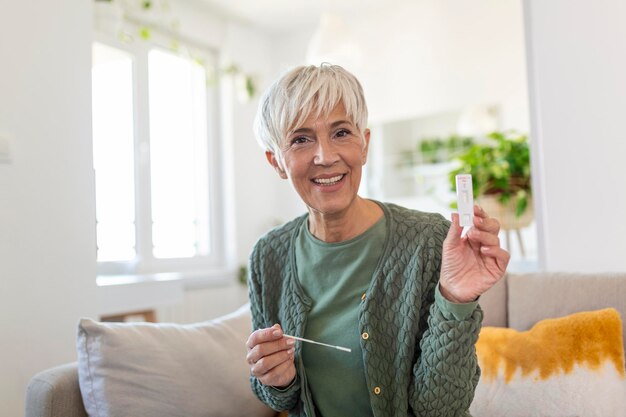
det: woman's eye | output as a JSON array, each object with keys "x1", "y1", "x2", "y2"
[
  {"x1": 335, "y1": 129, "x2": 351, "y2": 138},
  {"x1": 291, "y1": 136, "x2": 308, "y2": 145}
]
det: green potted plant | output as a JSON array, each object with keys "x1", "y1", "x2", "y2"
[
  {"x1": 443, "y1": 134, "x2": 474, "y2": 160},
  {"x1": 419, "y1": 138, "x2": 446, "y2": 164},
  {"x1": 449, "y1": 131, "x2": 532, "y2": 229}
]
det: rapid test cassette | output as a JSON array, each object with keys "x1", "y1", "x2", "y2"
[{"x1": 455, "y1": 174, "x2": 474, "y2": 227}]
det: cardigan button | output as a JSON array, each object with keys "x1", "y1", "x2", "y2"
[
  {"x1": 361, "y1": 332, "x2": 369, "y2": 340},
  {"x1": 361, "y1": 293, "x2": 366, "y2": 301},
  {"x1": 373, "y1": 386, "x2": 381, "y2": 395}
]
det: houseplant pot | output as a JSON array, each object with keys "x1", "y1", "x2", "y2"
[{"x1": 478, "y1": 195, "x2": 533, "y2": 230}]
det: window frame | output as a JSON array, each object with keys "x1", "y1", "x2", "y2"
[{"x1": 92, "y1": 32, "x2": 227, "y2": 279}]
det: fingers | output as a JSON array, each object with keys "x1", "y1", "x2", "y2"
[
  {"x1": 467, "y1": 205, "x2": 507, "y2": 255},
  {"x1": 246, "y1": 324, "x2": 296, "y2": 387},
  {"x1": 480, "y1": 245, "x2": 511, "y2": 271},
  {"x1": 468, "y1": 205, "x2": 511, "y2": 270},
  {"x1": 246, "y1": 324, "x2": 284, "y2": 350},
  {"x1": 256, "y1": 355, "x2": 296, "y2": 388},
  {"x1": 449, "y1": 205, "x2": 509, "y2": 267},
  {"x1": 466, "y1": 227, "x2": 500, "y2": 247},
  {"x1": 249, "y1": 343, "x2": 295, "y2": 380},
  {"x1": 246, "y1": 325, "x2": 293, "y2": 362},
  {"x1": 472, "y1": 205, "x2": 501, "y2": 234},
  {"x1": 473, "y1": 204, "x2": 489, "y2": 218},
  {"x1": 450, "y1": 205, "x2": 500, "y2": 244},
  {"x1": 446, "y1": 212, "x2": 463, "y2": 245}
]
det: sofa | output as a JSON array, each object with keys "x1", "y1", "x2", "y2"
[{"x1": 25, "y1": 272, "x2": 626, "y2": 417}]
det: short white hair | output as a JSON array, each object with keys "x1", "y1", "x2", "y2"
[{"x1": 253, "y1": 63, "x2": 368, "y2": 157}]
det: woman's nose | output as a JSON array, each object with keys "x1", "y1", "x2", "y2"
[{"x1": 313, "y1": 137, "x2": 340, "y2": 165}]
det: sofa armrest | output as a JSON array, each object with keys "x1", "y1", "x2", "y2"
[{"x1": 25, "y1": 362, "x2": 87, "y2": 417}]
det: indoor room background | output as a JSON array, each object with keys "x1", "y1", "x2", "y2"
[{"x1": 1, "y1": 0, "x2": 625, "y2": 415}]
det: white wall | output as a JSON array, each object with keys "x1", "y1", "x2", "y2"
[
  {"x1": 353, "y1": 0, "x2": 529, "y2": 128},
  {"x1": 266, "y1": 0, "x2": 529, "y2": 130},
  {"x1": 220, "y1": 22, "x2": 303, "y2": 265},
  {"x1": 0, "y1": 1, "x2": 98, "y2": 416},
  {"x1": 266, "y1": 0, "x2": 530, "y2": 173},
  {"x1": 524, "y1": 0, "x2": 626, "y2": 272}
]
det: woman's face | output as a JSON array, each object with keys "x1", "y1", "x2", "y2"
[{"x1": 266, "y1": 103, "x2": 370, "y2": 217}]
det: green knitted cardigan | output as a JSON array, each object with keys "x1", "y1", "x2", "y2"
[{"x1": 248, "y1": 202, "x2": 482, "y2": 417}]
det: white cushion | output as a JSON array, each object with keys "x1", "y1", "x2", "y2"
[{"x1": 76, "y1": 304, "x2": 275, "y2": 417}]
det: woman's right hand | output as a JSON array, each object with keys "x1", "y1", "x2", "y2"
[{"x1": 246, "y1": 324, "x2": 296, "y2": 388}]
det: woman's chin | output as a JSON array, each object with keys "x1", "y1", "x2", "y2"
[{"x1": 305, "y1": 194, "x2": 359, "y2": 218}]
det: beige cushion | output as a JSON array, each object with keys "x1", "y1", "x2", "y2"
[
  {"x1": 508, "y1": 272, "x2": 626, "y2": 347},
  {"x1": 478, "y1": 273, "x2": 507, "y2": 327},
  {"x1": 76, "y1": 304, "x2": 275, "y2": 417}
]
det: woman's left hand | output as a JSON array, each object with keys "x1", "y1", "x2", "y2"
[{"x1": 439, "y1": 205, "x2": 510, "y2": 303}]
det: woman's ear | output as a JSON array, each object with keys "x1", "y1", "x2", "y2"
[
  {"x1": 265, "y1": 151, "x2": 288, "y2": 179},
  {"x1": 361, "y1": 129, "x2": 371, "y2": 165}
]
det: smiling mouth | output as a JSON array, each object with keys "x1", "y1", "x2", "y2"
[{"x1": 312, "y1": 174, "x2": 345, "y2": 186}]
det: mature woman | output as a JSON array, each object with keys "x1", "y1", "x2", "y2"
[{"x1": 246, "y1": 64, "x2": 509, "y2": 417}]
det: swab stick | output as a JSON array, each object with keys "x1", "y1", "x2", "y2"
[{"x1": 283, "y1": 334, "x2": 352, "y2": 353}]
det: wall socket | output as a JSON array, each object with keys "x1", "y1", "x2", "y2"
[{"x1": 0, "y1": 135, "x2": 13, "y2": 164}]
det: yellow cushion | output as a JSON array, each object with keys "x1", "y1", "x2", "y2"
[{"x1": 470, "y1": 308, "x2": 626, "y2": 417}]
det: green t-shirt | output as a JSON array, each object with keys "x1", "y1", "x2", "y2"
[{"x1": 295, "y1": 217, "x2": 386, "y2": 417}]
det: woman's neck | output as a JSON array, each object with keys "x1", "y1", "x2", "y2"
[{"x1": 307, "y1": 198, "x2": 383, "y2": 243}]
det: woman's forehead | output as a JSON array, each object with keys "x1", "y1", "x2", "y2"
[{"x1": 292, "y1": 102, "x2": 352, "y2": 130}]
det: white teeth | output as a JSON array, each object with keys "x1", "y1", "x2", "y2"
[{"x1": 313, "y1": 175, "x2": 343, "y2": 185}]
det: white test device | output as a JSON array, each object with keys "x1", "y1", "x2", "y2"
[{"x1": 455, "y1": 174, "x2": 474, "y2": 227}]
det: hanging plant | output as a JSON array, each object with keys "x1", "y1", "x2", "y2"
[{"x1": 93, "y1": 0, "x2": 257, "y2": 100}]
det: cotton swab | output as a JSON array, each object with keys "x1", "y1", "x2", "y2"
[{"x1": 282, "y1": 334, "x2": 352, "y2": 353}]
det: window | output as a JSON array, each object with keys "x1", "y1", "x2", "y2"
[{"x1": 92, "y1": 39, "x2": 224, "y2": 277}]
